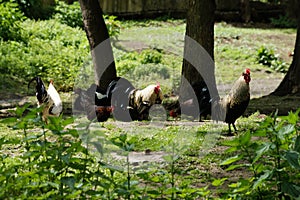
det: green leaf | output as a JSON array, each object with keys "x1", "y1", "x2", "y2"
[
  {"x1": 225, "y1": 146, "x2": 239, "y2": 153},
  {"x1": 252, "y1": 129, "x2": 267, "y2": 137},
  {"x1": 252, "y1": 170, "x2": 272, "y2": 190},
  {"x1": 119, "y1": 133, "x2": 127, "y2": 143},
  {"x1": 277, "y1": 124, "x2": 295, "y2": 140},
  {"x1": 226, "y1": 163, "x2": 250, "y2": 171},
  {"x1": 253, "y1": 142, "x2": 271, "y2": 164},
  {"x1": 240, "y1": 131, "x2": 251, "y2": 146},
  {"x1": 61, "y1": 176, "x2": 76, "y2": 190},
  {"x1": 285, "y1": 151, "x2": 300, "y2": 170},
  {"x1": 294, "y1": 135, "x2": 300, "y2": 153},
  {"x1": 282, "y1": 182, "x2": 300, "y2": 199},
  {"x1": 15, "y1": 103, "x2": 30, "y2": 117},
  {"x1": 1, "y1": 117, "x2": 17, "y2": 123},
  {"x1": 220, "y1": 155, "x2": 243, "y2": 166},
  {"x1": 62, "y1": 117, "x2": 74, "y2": 126},
  {"x1": 221, "y1": 137, "x2": 240, "y2": 147},
  {"x1": 91, "y1": 141, "x2": 103, "y2": 155},
  {"x1": 212, "y1": 178, "x2": 227, "y2": 186}
]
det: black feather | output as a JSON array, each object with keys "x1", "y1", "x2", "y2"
[
  {"x1": 28, "y1": 77, "x2": 48, "y2": 104},
  {"x1": 192, "y1": 81, "x2": 212, "y2": 120}
]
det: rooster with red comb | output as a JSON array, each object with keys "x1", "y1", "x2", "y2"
[
  {"x1": 128, "y1": 83, "x2": 163, "y2": 121},
  {"x1": 217, "y1": 68, "x2": 251, "y2": 135}
]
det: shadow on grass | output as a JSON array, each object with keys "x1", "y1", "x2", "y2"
[{"x1": 246, "y1": 94, "x2": 300, "y2": 116}]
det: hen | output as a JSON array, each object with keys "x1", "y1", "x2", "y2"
[
  {"x1": 28, "y1": 77, "x2": 62, "y2": 122},
  {"x1": 219, "y1": 68, "x2": 251, "y2": 135},
  {"x1": 163, "y1": 81, "x2": 212, "y2": 121}
]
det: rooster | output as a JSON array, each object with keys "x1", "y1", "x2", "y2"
[
  {"x1": 28, "y1": 77, "x2": 62, "y2": 122},
  {"x1": 128, "y1": 83, "x2": 163, "y2": 121},
  {"x1": 218, "y1": 68, "x2": 251, "y2": 135},
  {"x1": 74, "y1": 84, "x2": 113, "y2": 122},
  {"x1": 163, "y1": 81, "x2": 212, "y2": 121}
]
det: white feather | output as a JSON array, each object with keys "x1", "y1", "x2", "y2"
[
  {"x1": 47, "y1": 82, "x2": 62, "y2": 115},
  {"x1": 134, "y1": 85, "x2": 163, "y2": 106}
]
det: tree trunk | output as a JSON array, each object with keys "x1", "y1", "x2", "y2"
[
  {"x1": 180, "y1": 0, "x2": 218, "y2": 101},
  {"x1": 241, "y1": 0, "x2": 251, "y2": 23},
  {"x1": 271, "y1": 1, "x2": 300, "y2": 96},
  {"x1": 79, "y1": 0, "x2": 117, "y2": 94}
]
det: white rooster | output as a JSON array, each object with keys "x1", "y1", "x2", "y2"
[{"x1": 28, "y1": 77, "x2": 63, "y2": 122}]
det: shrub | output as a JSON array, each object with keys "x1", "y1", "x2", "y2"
[
  {"x1": 133, "y1": 63, "x2": 170, "y2": 80},
  {"x1": 0, "y1": 19, "x2": 89, "y2": 91},
  {"x1": 220, "y1": 109, "x2": 300, "y2": 199},
  {"x1": 0, "y1": 1, "x2": 25, "y2": 41},
  {"x1": 53, "y1": 1, "x2": 121, "y2": 38},
  {"x1": 53, "y1": 1, "x2": 83, "y2": 29},
  {"x1": 140, "y1": 49, "x2": 163, "y2": 64},
  {"x1": 16, "y1": 0, "x2": 55, "y2": 20},
  {"x1": 270, "y1": 15, "x2": 297, "y2": 28},
  {"x1": 256, "y1": 46, "x2": 288, "y2": 73},
  {"x1": 103, "y1": 15, "x2": 121, "y2": 39}
]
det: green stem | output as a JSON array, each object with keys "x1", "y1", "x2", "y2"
[
  {"x1": 127, "y1": 154, "x2": 130, "y2": 200},
  {"x1": 242, "y1": 146, "x2": 263, "y2": 199}
]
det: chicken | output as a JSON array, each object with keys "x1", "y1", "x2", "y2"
[
  {"x1": 128, "y1": 83, "x2": 164, "y2": 121},
  {"x1": 28, "y1": 77, "x2": 62, "y2": 122},
  {"x1": 74, "y1": 84, "x2": 113, "y2": 122},
  {"x1": 163, "y1": 81, "x2": 212, "y2": 121},
  {"x1": 219, "y1": 68, "x2": 251, "y2": 135}
]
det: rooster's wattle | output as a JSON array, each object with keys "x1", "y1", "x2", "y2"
[{"x1": 28, "y1": 77, "x2": 62, "y2": 121}]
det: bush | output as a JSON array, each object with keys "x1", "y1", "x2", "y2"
[
  {"x1": 53, "y1": 1, "x2": 83, "y2": 29},
  {"x1": 116, "y1": 49, "x2": 169, "y2": 81},
  {"x1": 53, "y1": 1, "x2": 121, "y2": 38},
  {"x1": 0, "y1": 19, "x2": 89, "y2": 91},
  {"x1": 256, "y1": 46, "x2": 288, "y2": 73},
  {"x1": 103, "y1": 15, "x2": 121, "y2": 39},
  {"x1": 0, "y1": 1, "x2": 25, "y2": 41},
  {"x1": 270, "y1": 15, "x2": 297, "y2": 28},
  {"x1": 220, "y1": 109, "x2": 300, "y2": 199},
  {"x1": 133, "y1": 63, "x2": 170, "y2": 80},
  {"x1": 16, "y1": 0, "x2": 55, "y2": 20},
  {"x1": 140, "y1": 49, "x2": 163, "y2": 64}
]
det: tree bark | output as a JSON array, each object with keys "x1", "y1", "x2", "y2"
[
  {"x1": 79, "y1": 0, "x2": 117, "y2": 94},
  {"x1": 271, "y1": 0, "x2": 300, "y2": 96},
  {"x1": 180, "y1": 0, "x2": 217, "y2": 100},
  {"x1": 241, "y1": 0, "x2": 251, "y2": 23}
]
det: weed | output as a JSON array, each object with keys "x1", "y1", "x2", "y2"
[
  {"x1": 220, "y1": 109, "x2": 300, "y2": 199},
  {"x1": 257, "y1": 46, "x2": 288, "y2": 73}
]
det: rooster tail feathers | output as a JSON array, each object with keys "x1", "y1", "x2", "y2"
[
  {"x1": 28, "y1": 77, "x2": 38, "y2": 90},
  {"x1": 28, "y1": 76, "x2": 48, "y2": 104}
]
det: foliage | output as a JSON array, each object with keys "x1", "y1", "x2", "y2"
[
  {"x1": 256, "y1": 46, "x2": 289, "y2": 73},
  {"x1": 270, "y1": 15, "x2": 297, "y2": 28},
  {"x1": 220, "y1": 109, "x2": 300, "y2": 199},
  {"x1": 103, "y1": 15, "x2": 121, "y2": 39},
  {"x1": 140, "y1": 49, "x2": 163, "y2": 64},
  {"x1": 116, "y1": 49, "x2": 170, "y2": 89},
  {"x1": 0, "y1": 104, "x2": 211, "y2": 199},
  {"x1": 53, "y1": 1, "x2": 83, "y2": 29},
  {"x1": 53, "y1": 1, "x2": 120, "y2": 37},
  {"x1": 0, "y1": 19, "x2": 88, "y2": 91},
  {"x1": 0, "y1": 1, "x2": 25, "y2": 41},
  {"x1": 16, "y1": 0, "x2": 55, "y2": 20}
]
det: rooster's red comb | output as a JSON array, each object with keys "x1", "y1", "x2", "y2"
[
  {"x1": 154, "y1": 82, "x2": 160, "y2": 94},
  {"x1": 245, "y1": 68, "x2": 250, "y2": 74}
]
